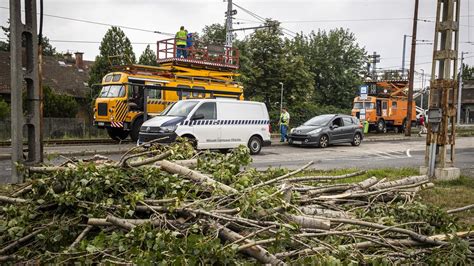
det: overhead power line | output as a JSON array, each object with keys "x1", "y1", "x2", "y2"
[{"x1": 0, "y1": 6, "x2": 174, "y2": 36}]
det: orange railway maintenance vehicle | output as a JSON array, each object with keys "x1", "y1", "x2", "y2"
[
  {"x1": 351, "y1": 79, "x2": 417, "y2": 133},
  {"x1": 93, "y1": 38, "x2": 243, "y2": 141}
]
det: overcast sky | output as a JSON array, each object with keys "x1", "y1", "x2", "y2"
[{"x1": 1, "y1": 0, "x2": 473, "y2": 85}]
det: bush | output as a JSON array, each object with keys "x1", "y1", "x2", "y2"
[
  {"x1": 43, "y1": 86, "x2": 79, "y2": 118},
  {"x1": 0, "y1": 99, "x2": 9, "y2": 120}
]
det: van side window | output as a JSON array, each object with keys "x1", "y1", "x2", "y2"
[
  {"x1": 194, "y1": 102, "x2": 216, "y2": 120},
  {"x1": 382, "y1": 101, "x2": 388, "y2": 109},
  {"x1": 392, "y1": 101, "x2": 397, "y2": 108},
  {"x1": 148, "y1": 89, "x2": 161, "y2": 99}
]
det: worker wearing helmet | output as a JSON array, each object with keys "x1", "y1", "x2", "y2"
[{"x1": 175, "y1": 26, "x2": 187, "y2": 58}]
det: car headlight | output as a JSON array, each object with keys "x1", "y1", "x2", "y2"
[
  {"x1": 161, "y1": 125, "x2": 177, "y2": 132},
  {"x1": 308, "y1": 128, "x2": 322, "y2": 135},
  {"x1": 290, "y1": 128, "x2": 295, "y2": 134}
]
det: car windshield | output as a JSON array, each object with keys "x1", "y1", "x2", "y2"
[
  {"x1": 166, "y1": 101, "x2": 198, "y2": 117},
  {"x1": 99, "y1": 85, "x2": 126, "y2": 98},
  {"x1": 353, "y1": 102, "x2": 375, "y2": 109},
  {"x1": 159, "y1": 102, "x2": 175, "y2": 115},
  {"x1": 303, "y1": 115, "x2": 334, "y2": 126}
]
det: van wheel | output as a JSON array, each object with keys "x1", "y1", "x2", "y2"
[
  {"x1": 376, "y1": 119, "x2": 386, "y2": 133},
  {"x1": 351, "y1": 133, "x2": 362, "y2": 146},
  {"x1": 319, "y1": 134, "x2": 329, "y2": 148},
  {"x1": 106, "y1": 127, "x2": 129, "y2": 141},
  {"x1": 248, "y1": 136, "x2": 262, "y2": 155},
  {"x1": 130, "y1": 117, "x2": 144, "y2": 142},
  {"x1": 182, "y1": 135, "x2": 197, "y2": 149}
]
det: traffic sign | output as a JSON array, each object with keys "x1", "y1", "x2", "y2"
[{"x1": 360, "y1": 85, "x2": 368, "y2": 100}]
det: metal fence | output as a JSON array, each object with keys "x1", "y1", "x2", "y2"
[{"x1": 0, "y1": 118, "x2": 107, "y2": 140}]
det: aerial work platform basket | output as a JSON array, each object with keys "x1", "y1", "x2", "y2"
[{"x1": 156, "y1": 38, "x2": 239, "y2": 70}]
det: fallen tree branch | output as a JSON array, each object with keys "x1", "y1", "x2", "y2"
[
  {"x1": 213, "y1": 223, "x2": 285, "y2": 265},
  {"x1": 69, "y1": 225, "x2": 93, "y2": 250},
  {"x1": 285, "y1": 214, "x2": 331, "y2": 230},
  {"x1": 0, "y1": 195, "x2": 27, "y2": 204},
  {"x1": 10, "y1": 184, "x2": 33, "y2": 197},
  {"x1": 369, "y1": 175, "x2": 428, "y2": 190},
  {"x1": 284, "y1": 170, "x2": 366, "y2": 183},
  {"x1": 245, "y1": 161, "x2": 313, "y2": 191},
  {"x1": 127, "y1": 150, "x2": 173, "y2": 167},
  {"x1": 0, "y1": 226, "x2": 48, "y2": 255},
  {"x1": 447, "y1": 204, "x2": 474, "y2": 214},
  {"x1": 106, "y1": 215, "x2": 136, "y2": 231},
  {"x1": 160, "y1": 160, "x2": 238, "y2": 194}
]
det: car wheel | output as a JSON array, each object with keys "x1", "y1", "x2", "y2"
[
  {"x1": 351, "y1": 133, "x2": 362, "y2": 146},
  {"x1": 376, "y1": 119, "x2": 386, "y2": 133},
  {"x1": 182, "y1": 135, "x2": 197, "y2": 149},
  {"x1": 319, "y1": 134, "x2": 329, "y2": 148},
  {"x1": 248, "y1": 135, "x2": 262, "y2": 155}
]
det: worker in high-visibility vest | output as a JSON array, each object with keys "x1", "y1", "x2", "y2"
[
  {"x1": 175, "y1": 26, "x2": 187, "y2": 58},
  {"x1": 279, "y1": 107, "x2": 290, "y2": 142}
]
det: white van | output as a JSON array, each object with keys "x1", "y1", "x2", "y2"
[{"x1": 138, "y1": 99, "x2": 271, "y2": 154}]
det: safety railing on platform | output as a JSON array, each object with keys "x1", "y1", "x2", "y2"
[{"x1": 156, "y1": 38, "x2": 239, "y2": 68}]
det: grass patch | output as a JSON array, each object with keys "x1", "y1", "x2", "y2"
[{"x1": 419, "y1": 176, "x2": 474, "y2": 227}]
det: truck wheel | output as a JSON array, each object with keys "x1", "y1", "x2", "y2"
[
  {"x1": 130, "y1": 117, "x2": 144, "y2": 142},
  {"x1": 376, "y1": 119, "x2": 386, "y2": 133},
  {"x1": 248, "y1": 135, "x2": 262, "y2": 155},
  {"x1": 106, "y1": 127, "x2": 129, "y2": 141}
]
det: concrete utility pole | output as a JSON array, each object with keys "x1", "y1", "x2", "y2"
[
  {"x1": 423, "y1": 0, "x2": 460, "y2": 180},
  {"x1": 402, "y1": 34, "x2": 411, "y2": 79},
  {"x1": 8, "y1": 0, "x2": 43, "y2": 184},
  {"x1": 224, "y1": 0, "x2": 236, "y2": 48},
  {"x1": 405, "y1": 0, "x2": 419, "y2": 137},
  {"x1": 457, "y1": 52, "x2": 466, "y2": 125},
  {"x1": 421, "y1": 69, "x2": 425, "y2": 110},
  {"x1": 368, "y1": 52, "x2": 380, "y2": 80}
]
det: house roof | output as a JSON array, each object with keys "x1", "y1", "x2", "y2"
[{"x1": 0, "y1": 51, "x2": 93, "y2": 98}]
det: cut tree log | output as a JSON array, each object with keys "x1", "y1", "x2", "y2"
[
  {"x1": 88, "y1": 218, "x2": 171, "y2": 227},
  {"x1": 10, "y1": 184, "x2": 33, "y2": 197},
  {"x1": 212, "y1": 223, "x2": 286, "y2": 265},
  {"x1": 345, "y1": 176, "x2": 379, "y2": 193},
  {"x1": 299, "y1": 206, "x2": 349, "y2": 218},
  {"x1": 160, "y1": 160, "x2": 238, "y2": 194},
  {"x1": 156, "y1": 159, "x2": 197, "y2": 168},
  {"x1": 285, "y1": 214, "x2": 331, "y2": 230},
  {"x1": 106, "y1": 215, "x2": 136, "y2": 231},
  {"x1": 0, "y1": 227, "x2": 46, "y2": 255},
  {"x1": 369, "y1": 175, "x2": 428, "y2": 190},
  {"x1": 69, "y1": 225, "x2": 93, "y2": 250}
]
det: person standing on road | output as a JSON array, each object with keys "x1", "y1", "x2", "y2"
[
  {"x1": 280, "y1": 108, "x2": 290, "y2": 142},
  {"x1": 175, "y1": 26, "x2": 187, "y2": 58},
  {"x1": 418, "y1": 114, "x2": 426, "y2": 137}
]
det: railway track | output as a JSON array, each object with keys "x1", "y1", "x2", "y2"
[{"x1": 0, "y1": 138, "x2": 132, "y2": 147}]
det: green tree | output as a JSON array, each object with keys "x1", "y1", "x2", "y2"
[
  {"x1": 0, "y1": 99, "x2": 9, "y2": 120},
  {"x1": 237, "y1": 21, "x2": 314, "y2": 126},
  {"x1": 305, "y1": 28, "x2": 367, "y2": 108},
  {"x1": 42, "y1": 86, "x2": 79, "y2": 118},
  {"x1": 462, "y1": 63, "x2": 474, "y2": 80},
  {"x1": 138, "y1": 44, "x2": 158, "y2": 66},
  {"x1": 200, "y1": 23, "x2": 226, "y2": 45},
  {"x1": 88, "y1": 26, "x2": 136, "y2": 87},
  {"x1": 0, "y1": 19, "x2": 57, "y2": 55}
]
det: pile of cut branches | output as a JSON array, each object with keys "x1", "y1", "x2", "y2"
[{"x1": 0, "y1": 140, "x2": 473, "y2": 264}]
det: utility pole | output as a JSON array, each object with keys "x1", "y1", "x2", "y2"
[
  {"x1": 457, "y1": 52, "x2": 466, "y2": 125},
  {"x1": 421, "y1": 69, "x2": 425, "y2": 110},
  {"x1": 424, "y1": 0, "x2": 460, "y2": 179},
  {"x1": 224, "y1": 0, "x2": 236, "y2": 48},
  {"x1": 368, "y1": 52, "x2": 380, "y2": 80},
  {"x1": 405, "y1": 0, "x2": 419, "y2": 137},
  {"x1": 402, "y1": 34, "x2": 411, "y2": 79},
  {"x1": 8, "y1": 0, "x2": 43, "y2": 184}
]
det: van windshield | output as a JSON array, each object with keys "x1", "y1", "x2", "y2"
[
  {"x1": 99, "y1": 85, "x2": 126, "y2": 98},
  {"x1": 166, "y1": 101, "x2": 198, "y2": 117}
]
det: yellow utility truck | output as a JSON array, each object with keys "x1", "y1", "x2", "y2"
[{"x1": 93, "y1": 38, "x2": 243, "y2": 141}]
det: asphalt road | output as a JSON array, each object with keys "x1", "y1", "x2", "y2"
[{"x1": 1, "y1": 137, "x2": 473, "y2": 181}]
